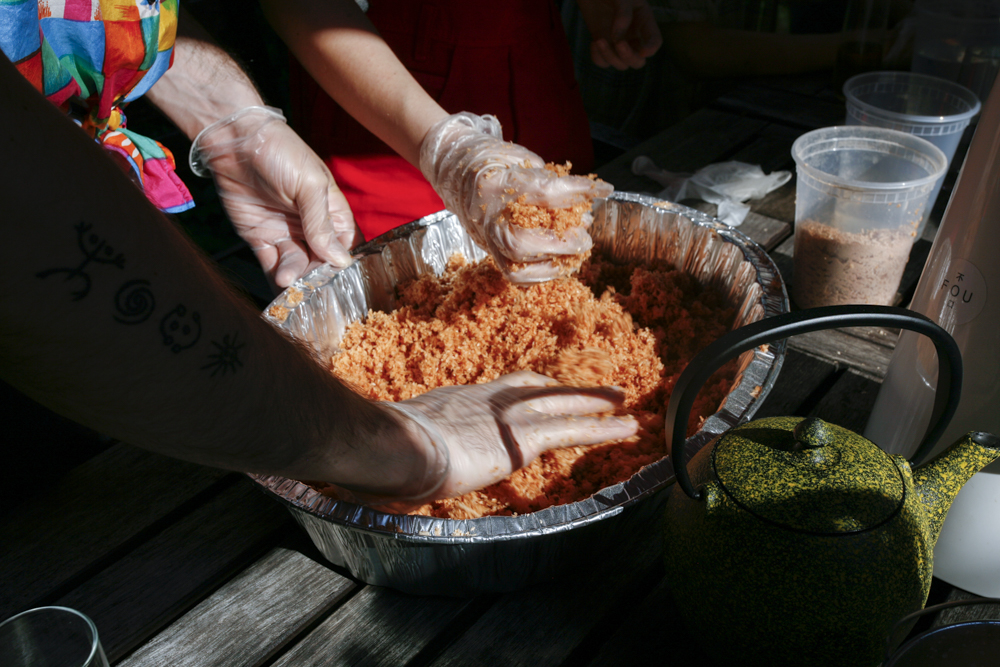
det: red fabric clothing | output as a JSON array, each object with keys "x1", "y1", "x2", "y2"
[{"x1": 290, "y1": 0, "x2": 593, "y2": 241}]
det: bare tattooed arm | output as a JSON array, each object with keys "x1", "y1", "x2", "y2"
[{"x1": 0, "y1": 52, "x2": 426, "y2": 494}]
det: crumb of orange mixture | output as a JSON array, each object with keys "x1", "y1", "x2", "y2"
[
  {"x1": 501, "y1": 162, "x2": 603, "y2": 275},
  {"x1": 321, "y1": 254, "x2": 738, "y2": 519}
]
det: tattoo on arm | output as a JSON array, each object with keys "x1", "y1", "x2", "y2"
[
  {"x1": 202, "y1": 333, "x2": 245, "y2": 376},
  {"x1": 36, "y1": 221, "x2": 125, "y2": 300},
  {"x1": 160, "y1": 304, "x2": 202, "y2": 352},
  {"x1": 114, "y1": 279, "x2": 155, "y2": 324},
  {"x1": 38, "y1": 221, "x2": 246, "y2": 375}
]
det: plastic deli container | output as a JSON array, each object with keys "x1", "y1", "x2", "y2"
[
  {"x1": 249, "y1": 193, "x2": 789, "y2": 597},
  {"x1": 791, "y1": 126, "x2": 947, "y2": 309},
  {"x1": 844, "y1": 71, "x2": 980, "y2": 237}
]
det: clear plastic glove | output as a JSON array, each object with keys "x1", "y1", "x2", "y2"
[
  {"x1": 419, "y1": 112, "x2": 613, "y2": 284},
  {"x1": 372, "y1": 371, "x2": 638, "y2": 509},
  {"x1": 577, "y1": 0, "x2": 663, "y2": 70},
  {"x1": 189, "y1": 106, "x2": 363, "y2": 288}
]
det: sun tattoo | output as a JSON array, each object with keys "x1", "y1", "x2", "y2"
[{"x1": 201, "y1": 333, "x2": 246, "y2": 377}]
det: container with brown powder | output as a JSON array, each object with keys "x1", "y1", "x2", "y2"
[{"x1": 790, "y1": 126, "x2": 947, "y2": 307}]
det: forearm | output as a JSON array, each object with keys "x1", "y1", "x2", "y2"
[
  {"x1": 144, "y1": 7, "x2": 266, "y2": 140},
  {"x1": 0, "y1": 55, "x2": 415, "y2": 491},
  {"x1": 661, "y1": 23, "x2": 841, "y2": 78},
  {"x1": 260, "y1": 0, "x2": 447, "y2": 166}
]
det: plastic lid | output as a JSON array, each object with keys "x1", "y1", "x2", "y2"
[
  {"x1": 844, "y1": 71, "x2": 982, "y2": 134},
  {"x1": 792, "y1": 125, "x2": 949, "y2": 196}
]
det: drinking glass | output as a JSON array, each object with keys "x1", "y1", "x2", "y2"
[{"x1": 0, "y1": 606, "x2": 110, "y2": 667}]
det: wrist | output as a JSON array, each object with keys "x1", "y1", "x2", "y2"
[
  {"x1": 188, "y1": 106, "x2": 286, "y2": 177},
  {"x1": 146, "y1": 33, "x2": 266, "y2": 140},
  {"x1": 380, "y1": 402, "x2": 450, "y2": 501},
  {"x1": 297, "y1": 395, "x2": 450, "y2": 503}
]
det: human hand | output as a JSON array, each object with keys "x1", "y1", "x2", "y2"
[
  {"x1": 189, "y1": 106, "x2": 363, "y2": 288},
  {"x1": 577, "y1": 0, "x2": 662, "y2": 70},
  {"x1": 375, "y1": 371, "x2": 637, "y2": 508},
  {"x1": 419, "y1": 112, "x2": 613, "y2": 283}
]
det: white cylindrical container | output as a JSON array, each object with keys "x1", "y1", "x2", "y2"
[{"x1": 864, "y1": 72, "x2": 1000, "y2": 596}]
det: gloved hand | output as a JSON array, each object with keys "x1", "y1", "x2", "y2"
[
  {"x1": 577, "y1": 0, "x2": 663, "y2": 70},
  {"x1": 189, "y1": 106, "x2": 363, "y2": 288},
  {"x1": 419, "y1": 112, "x2": 613, "y2": 284},
  {"x1": 374, "y1": 371, "x2": 637, "y2": 508}
]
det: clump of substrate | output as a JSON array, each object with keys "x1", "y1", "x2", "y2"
[{"x1": 501, "y1": 162, "x2": 606, "y2": 275}]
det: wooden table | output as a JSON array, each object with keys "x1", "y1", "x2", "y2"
[{"x1": 1, "y1": 75, "x2": 993, "y2": 666}]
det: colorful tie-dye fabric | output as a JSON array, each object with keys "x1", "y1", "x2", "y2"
[{"x1": 1, "y1": 0, "x2": 194, "y2": 213}]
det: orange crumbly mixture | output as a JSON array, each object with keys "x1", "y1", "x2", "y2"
[
  {"x1": 324, "y1": 254, "x2": 738, "y2": 519},
  {"x1": 501, "y1": 162, "x2": 603, "y2": 276}
]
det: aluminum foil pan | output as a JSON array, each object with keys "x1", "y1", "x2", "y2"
[{"x1": 250, "y1": 192, "x2": 789, "y2": 596}]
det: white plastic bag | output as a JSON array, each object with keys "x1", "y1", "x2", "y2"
[{"x1": 632, "y1": 156, "x2": 791, "y2": 226}]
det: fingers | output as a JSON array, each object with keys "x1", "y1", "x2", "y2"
[
  {"x1": 491, "y1": 383, "x2": 635, "y2": 458},
  {"x1": 248, "y1": 244, "x2": 279, "y2": 283},
  {"x1": 632, "y1": 5, "x2": 663, "y2": 57},
  {"x1": 493, "y1": 370, "x2": 560, "y2": 388},
  {"x1": 486, "y1": 213, "x2": 594, "y2": 284},
  {"x1": 527, "y1": 413, "x2": 639, "y2": 451},
  {"x1": 592, "y1": 37, "x2": 647, "y2": 70},
  {"x1": 297, "y1": 168, "x2": 355, "y2": 270},
  {"x1": 503, "y1": 262, "x2": 566, "y2": 285},
  {"x1": 488, "y1": 221, "x2": 593, "y2": 262},
  {"x1": 515, "y1": 172, "x2": 613, "y2": 209},
  {"x1": 588, "y1": 4, "x2": 662, "y2": 70},
  {"x1": 271, "y1": 238, "x2": 311, "y2": 289},
  {"x1": 520, "y1": 385, "x2": 628, "y2": 415}
]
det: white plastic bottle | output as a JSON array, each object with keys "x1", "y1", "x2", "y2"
[{"x1": 864, "y1": 71, "x2": 1000, "y2": 596}]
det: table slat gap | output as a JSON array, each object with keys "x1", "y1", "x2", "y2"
[
  {"x1": 117, "y1": 548, "x2": 356, "y2": 667},
  {"x1": 0, "y1": 445, "x2": 230, "y2": 619},
  {"x1": 426, "y1": 530, "x2": 665, "y2": 667},
  {"x1": 269, "y1": 585, "x2": 483, "y2": 667},
  {"x1": 55, "y1": 479, "x2": 294, "y2": 662}
]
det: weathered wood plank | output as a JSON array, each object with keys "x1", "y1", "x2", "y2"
[
  {"x1": 118, "y1": 548, "x2": 355, "y2": 667},
  {"x1": 743, "y1": 73, "x2": 839, "y2": 99},
  {"x1": 840, "y1": 325, "x2": 900, "y2": 349},
  {"x1": 754, "y1": 349, "x2": 838, "y2": 419},
  {"x1": 729, "y1": 122, "x2": 802, "y2": 174},
  {"x1": 271, "y1": 584, "x2": 475, "y2": 667},
  {"x1": 751, "y1": 182, "x2": 798, "y2": 228},
  {"x1": 808, "y1": 369, "x2": 882, "y2": 435},
  {"x1": 596, "y1": 109, "x2": 769, "y2": 193},
  {"x1": 789, "y1": 329, "x2": 895, "y2": 381},
  {"x1": 686, "y1": 201, "x2": 791, "y2": 252},
  {"x1": 55, "y1": 478, "x2": 293, "y2": 662},
  {"x1": 713, "y1": 81, "x2": 847, "y2": 130},
  {"x1": 0, "y1": 444, "x2": 228, "y2": 619},
  {"x1": 582, "y1": 576, "x2": 716, "y2": 667},
  {"x1": 427, "y1": 528, "x2": 665, "y2": 667}
]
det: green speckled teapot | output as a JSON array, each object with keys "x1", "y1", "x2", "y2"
[{"x1": 662, "y1": 305, "x2": 1000, "y2": 667}]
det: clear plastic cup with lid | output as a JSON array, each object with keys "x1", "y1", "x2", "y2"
[
  {"x1": 844, "y1": 71, "x2": 981, "y2": 238},
  {"x1": 790, "y1": 126, "x2": 948, "y2": 309}
]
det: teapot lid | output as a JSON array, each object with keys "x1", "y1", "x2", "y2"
[{"x1": 713, "y1": 417, "x2": 906, "y2": 534}]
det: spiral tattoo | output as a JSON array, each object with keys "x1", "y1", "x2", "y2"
[{"x1": 113, "y1": 279, "x2": 156, "y2": 324}]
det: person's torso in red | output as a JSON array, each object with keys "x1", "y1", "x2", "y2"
[{"x1": 290, "y1": 0, "x2": 593, "y2": 241}]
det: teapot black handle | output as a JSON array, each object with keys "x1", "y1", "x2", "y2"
[{"x1": 668, "y1": 305, "x2": 963, "y2": 500}]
